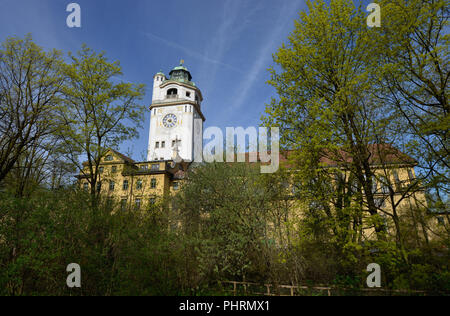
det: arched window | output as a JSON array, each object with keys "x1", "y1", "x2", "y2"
[{"x1": 167, "y1": 88, "x2": 178, "y2": 98}]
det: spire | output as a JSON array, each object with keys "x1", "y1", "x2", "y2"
[
  {"x1": 169, "y1": 60, "x2": 192, "y2": 82},
  {"x1": 172, "y1": 136, "x2": 182, "y2": 164}
]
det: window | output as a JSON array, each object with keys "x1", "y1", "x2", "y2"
[
  {"x1": 151, "y1": 164, "x2": 160, "y2": 171},
  {"x1": 97, "y1": 182, "x2": 101, "y2": 192},
  {"x1": 83, "y1": 183, "x2": 89, "y2": 191},
  {"x1": 375, "y1": 198, "x2": 386, "y2": 208},
  {"x1": 112, "y1": 166, "x2": 117, "y2": 173},
  {"x1": 155, "y1": 142, "x2": 159, "y2": 148},
  {"x1": 380, "y1": 176, "x2": 389, "y2": 194},
  {"x1": 109, "y1": 181, "x2": 115, "y2": 191},
  {"x1": 393, "y1": 170, "x2": 401, "y2": 190},
  {"x1": 136, "y1": 179, "x2": 143, "y2": 190},
  {"x1": 140, "y1": 165, "x2": 148, "y2": 171},
  {"x1": 123, "y1": 180, "x2": 128, "y2": 190},
  {"x1": 380, "y1": 214, "x2": 388, "y2": 230},
  {"x1": 372, "y1": 178, "x2": 378, "y2": 194},
  {"x1": 167, "y1": 88, "x2": 178, "y2": 97},
  {"x1": 135, "y1": 198, "x2": 141, "y2": 210},
  {"x1": 173, "y1": 182, "x2": 179, "y2": 190},
  {"x1": 149, "y1": 197, "x2": 156, "y2": 205},
  {"x1": 408, "y1": 169, "x2": 414, "y2": 180},
  {"x1": 105, "y1": 155, "x2": 113, "y2": 161},
  {"x1": 160, "y1": 157, "x2": 164, "y2": 161},
  {"x1": 186, "y1": 91, "x2": 191, "y2": 97},
  {"x1": 161, "y1": 141, "x2": 165, "y2": 148},
  {"x1": 151, "y1": 178, "x2": 157, "y2": 189},
  {"x1": 98, "y1": 167, "x2": 104, "y2": 173},
  {"x1": 121, "y1": 198, "x2": 127, "y2": 211},
  {"x1": 175, "y1": 140, "x2": 181, "y2": 147},
  {"x1": 185, "y1": 106, "x2": 187, "y2": 112},
  {"x1": 437, "y1": 217, "x2": 445, "y2": 225}
]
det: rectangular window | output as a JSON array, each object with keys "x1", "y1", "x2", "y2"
[
  {"x1": 149, "y1": 197, "x2": 156, "y2": 205},
  {"x1": 161, "y1": 141, "x2": 165, "y2": 148},
  {"x1": 123, "y1": 180, "x2": 128, "y2": 190},
  {"x1": 83, "y1": 183, "x2": 89, "y2": 191},
  {"x1": 393, "y1": 171, "x2": 401, "y2": 190},
  {"x1": 112, "y1": 166, "x2": 117, "y2": 173},
  {"x1": 151, "y1": 164, "x2": 160, "y2": 171},
  {"x1": 408, "y1": 169, "x2": 414, "y2": 180},
  {"x1": 151, "y1": 178, "x2": 157, "y2": 189},
  {"x1": 172, "y1": 140, "x2": 176, "y2": 147},
  {"x1": 109, "y1": 181, "x2": 115, "y2": 191},
  {"x1": 98, "y1": 167, "x2": 104, "y2": 173},
  {"x1": 96, "y1": 182, "x2": 101, "y2": 192},
  {"x1": 155, "y1": 142, "x2": 159, "y2": 148},
  {"x1": 105, "y1": 155, "x2": 113, "y2": 161},
  {"x1": 375, "y1": 198, "x2": 386, "y2": 208},
  {"x1": 372, "y1": 178, "x2": 377, "y2": 194},
  {"x1": 121, "y1": 198, "x2": 127, "y2": 211},
  {"x1": 136, "y1": 179, "x2": 143, "y2": 190},
  {"x1": 382, "y1": 184, "x2": 389, "y2": 195},
  {"x1": 135, "y1": 198, "x2": 141, "y2": 210},
  {"x1": 173, "y1": 182, "x2": 179, "y2": 190},
  {"x1": 186, "y1": 91, "x2": 191, "y2": 97}
]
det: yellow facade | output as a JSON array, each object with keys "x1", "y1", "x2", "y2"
[
  {"x1": 78, "y1": 149, "x2": 182, "y2": 211},
  {"x1": 78, "y1": 148, "x2": 446, "y2": 241}
]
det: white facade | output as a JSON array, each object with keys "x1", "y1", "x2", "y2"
[{"x1": 147, "y1": 66, "x2": 204, "y2": 162}]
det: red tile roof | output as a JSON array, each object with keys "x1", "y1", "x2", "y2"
[
  {"x1": 318, "y1": 144, "x2": 416, "y2": 167},
  {"x1": 244, "y1": 144, "x2": 416, "y2": 168}
]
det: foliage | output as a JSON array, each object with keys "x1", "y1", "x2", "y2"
[
  {"x1": 59, "y1": 45, "x2": 146, "y2": 200},
  {"x1": 0, "y1": 189, "x2": 184, "y2": 296}
]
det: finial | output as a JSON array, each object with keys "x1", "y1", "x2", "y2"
[{"x1": 180, "y1": 59, "x2": 184, "y2": 66}]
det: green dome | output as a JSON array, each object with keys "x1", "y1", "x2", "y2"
[
  {"x1": 155, "y1": 70, "x2": 165, "y2": 76},
  {"x1": 169, "y1": 61, "x2": 192, "y2": 82}
]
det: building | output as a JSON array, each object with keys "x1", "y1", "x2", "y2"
[
  {"x1": 78, "y1": 61, "x2": 202, "y2": 210},
  {"x1": 77, "y1": 62, "x2": 446, "y2": 239},
  {"x1": 148, "y1": 61, "x2": 205, "y2": 162}
]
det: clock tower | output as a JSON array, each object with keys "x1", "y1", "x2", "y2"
[{"x1": 147, "y1": 61, "x2": 205, "y2": 162}]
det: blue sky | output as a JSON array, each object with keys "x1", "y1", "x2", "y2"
[{"x1": 0, "y1": 0, "x2": 306, "y2": 161}]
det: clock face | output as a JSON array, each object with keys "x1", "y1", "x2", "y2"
[{"x1": 162, "y1": 113, "x2": 177, "y2": 128}]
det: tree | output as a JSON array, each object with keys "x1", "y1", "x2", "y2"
[
  {"x1": 375, "y1": 0, "x2": 449, "y2": 200},
  {"x1": 0, "y1": 35, "x2": 65, "y2": 185},
  {"x1": 174, "y1": 162, "x2": 273, "y2": 285},
  {"x1": 59, "y1": 45, "x2": 146, "y2": 201},
  {"x1": 262, "y1": 0, "x2": 395, "y2": 239}
]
